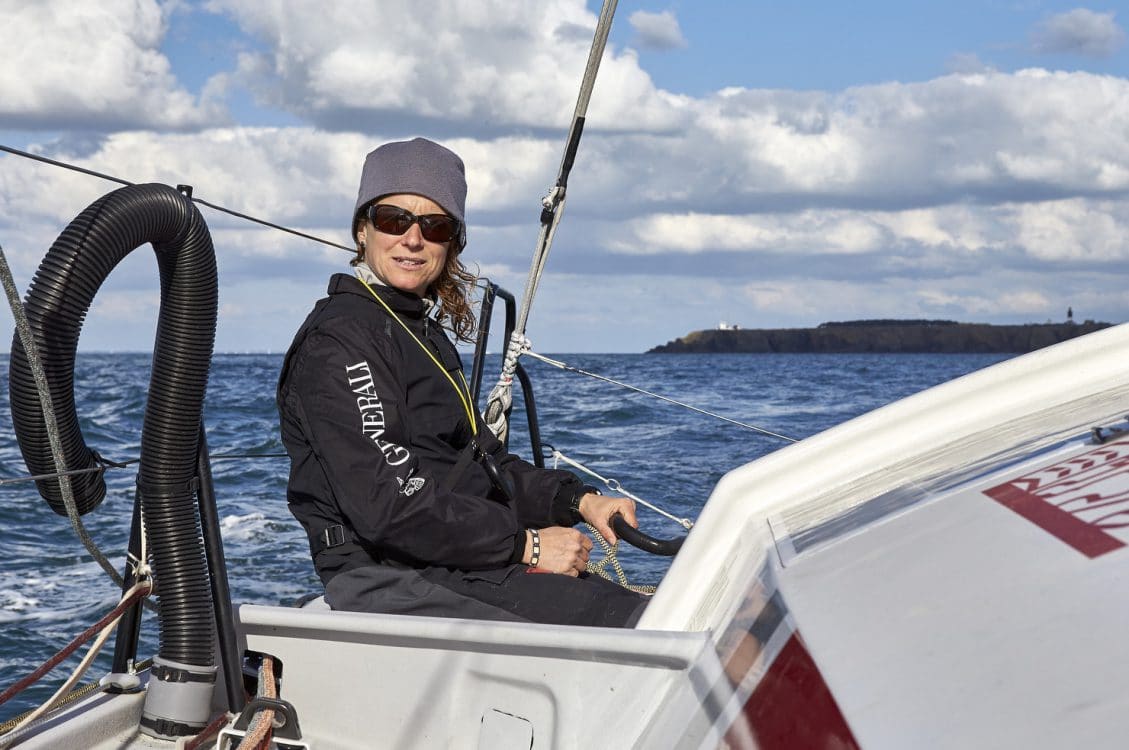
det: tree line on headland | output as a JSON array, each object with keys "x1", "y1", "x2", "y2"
[{"x1": 648, "y1": 319, "x2": 1115, "y2": 354}]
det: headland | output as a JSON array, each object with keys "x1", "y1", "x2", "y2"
[{"x1": 648, "y1": 319, "x2": 1114, "y2": 354}]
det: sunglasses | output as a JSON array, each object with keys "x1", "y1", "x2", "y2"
[{"x1": 366, "y1": 204, "x2": 461, "y2": 244}]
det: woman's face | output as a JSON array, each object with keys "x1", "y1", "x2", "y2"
[{"x1": 357, "y1": 193, "x2": 451, "y2": 297}]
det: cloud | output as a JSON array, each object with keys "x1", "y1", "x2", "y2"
[
  {"x1": 6, "y1": 65, "x2": 1129, "y2": 290},
  {"x1": 3, "y1": 1, "x2": 1129, "y2": 350},
  {"x1": 945, "y1": 52, "x2": 995, "y2": 75},
  {"x1": 547, "y1": 68, "x2": 1129, "y2": 238},
  {"x1": 206, "y1": 0, "x2": 689, "y2": 134},
  {"x1": 0, "y1": 0, "x2": 227, "y2": 130},
  {"x1": 628, "y1": 10, "x2": 688, "y2": 50},
  {"x1": 1030, "y1": 8, "x2": 1126, "y2": 58}
]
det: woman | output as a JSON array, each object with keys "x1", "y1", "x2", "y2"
[{"x1": 277, "y1": 137, "x2": 648, "y2": 626}]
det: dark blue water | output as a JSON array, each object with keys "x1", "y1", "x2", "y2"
[{"x1": 0, "y1": 351, "x2": 1010, "y2": 721}]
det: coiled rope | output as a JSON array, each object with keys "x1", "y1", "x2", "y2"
[{"x1": 582, "y1": 522, "x2": 656, "y2": 594}]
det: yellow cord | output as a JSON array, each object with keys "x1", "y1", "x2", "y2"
[{"x1": 357, "y1": 278, "x2": 477, "y2": 435}]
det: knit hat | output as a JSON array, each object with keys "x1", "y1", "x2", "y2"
[{"x1": 352, "y1": 138, "x2": 467, "y2": 246}]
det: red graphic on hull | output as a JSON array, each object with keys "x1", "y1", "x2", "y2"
[{"x1": 984, "y1": 438, "x2": 1129, "y2": 558}]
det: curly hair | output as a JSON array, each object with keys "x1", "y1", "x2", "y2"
[
  {"x1": 350, "y1": 231, "x2": 478, "y2": 343},
  {"x1": 433, "y1": 250, "x2": 478, "y2": 342}
]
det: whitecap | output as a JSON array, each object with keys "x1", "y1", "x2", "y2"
[{"x1": 220, "y1": 512, "x2": 270, "y2": 541}]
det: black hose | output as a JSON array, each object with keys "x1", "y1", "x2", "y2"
[
  {"x1": 8, "y1": 183, "x2": 218, "y2": 668},
  {"x1": 612, "y1": 513, "x2": 685, "y2": 556}
]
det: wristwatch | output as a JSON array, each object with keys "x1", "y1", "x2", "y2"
[{"x1": 570, "y1": 485, "x2": 600, "y2": 524}]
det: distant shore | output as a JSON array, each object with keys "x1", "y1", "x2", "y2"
[{"x1": 648, "y1": 319, "x2": 1115, "y2": 354}]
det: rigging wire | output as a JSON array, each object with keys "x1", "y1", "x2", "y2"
[
  {"x1": 550, "y1": 447, "x2": 695, "y2": 529},
  {"x1": 482, "y1": 0, "x2": 619, "y2": 442},
  {"x1": 1, "y1": 140, "x2": 785, "y2": 447},
  {"x1": 0, "y1": 453, "x2": 286, "y2": 488},
  {"x1": 2, "y1": 115, "x2": 798, "y2": 497},
  {"x1": 0, "y1": 144, "x2": 353, "y2": 254},
  {"x1": 527, "y1": 348, "x2": 799, "y2": 443}
]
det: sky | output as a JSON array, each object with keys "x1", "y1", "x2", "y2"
[{"x1": 1, "y1": 0, "x2": 1128, "y2": 353}]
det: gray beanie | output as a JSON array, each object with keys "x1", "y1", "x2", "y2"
[{"x1": 352, "y1": 137, "x2": 467, "y2": 240}]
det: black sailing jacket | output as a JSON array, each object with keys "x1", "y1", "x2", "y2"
[{"x1": 277, "y1": 273, "x2": 584, "y2": 584}]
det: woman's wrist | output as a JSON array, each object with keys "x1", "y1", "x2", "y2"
[
  {"x1": 521, "y1": 526, "x2": 539, "y2": 569},
  {"x1": 510, "y1": 528, "x2": 528, "y2": 563},
  {"x1": 569, "y1": 492, "x2": 584, "y2": 524},
  {"x1": 569, "y1": 485, "x2": 600, "y2": 525},
  {"x1": 527, "y1": 528, "x2": 541, "y2": 568}
]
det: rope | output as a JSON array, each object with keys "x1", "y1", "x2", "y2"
[
  {"x1": 529, "y1": 350, "x2": 799, "y2": 443},
  {"x1": 180, "y1": 711, "x2": 235, "y2": 750},
  {"x1": 0, "y1": 579, "x2": 153, "y2": 746},
  {"x1": 0, "y1": 615, "x2": 120, "y2": 748},
  {"x1": 0, "y1": 681, "x2": 100, "y2": 738},
  {"x1": 582, "y1": 523, "x2": 656, "y2": 594},
  {"x1": 236, "y1": 657, "x2": 277, "y2": 750},
  {"x1": 483, "y1": 331, "x2": 531, "y2": 440},
  {"x1": 0, "y1": 659, "x2": 152, "y2": 738},
  {"x1": 551, "y1": 448, "x2": 693, "y2": 531},
  {"x1": 484, "y1": 0, "x2": 618, "y2": 441},
  {"x1": 0, "y1": 244, "x2": 126, "y2": 588}
]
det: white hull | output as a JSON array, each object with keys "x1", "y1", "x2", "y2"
[{"x1": 11, "y1": 324, "x2": 1129, "y2": 749}]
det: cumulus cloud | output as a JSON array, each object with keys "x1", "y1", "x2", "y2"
[
  {"x1": 206, "y1": 0, "x2": 689, "y2": 133},
  {"x1": 547, "y1": 68, "x2": 1129, "y2": 237},
  {"x1": 0, "y1": 0, "x2": 226, "y2": 130},
  {"x1": 628, "y1": 10, "x2": 688, "y2": 50},
  {"x1": 1031, "y1": 8, "x2": 1126, "y2": 57},
  {"x1": 6, "y1": 65, "x2": 1129, "y2": 287}
]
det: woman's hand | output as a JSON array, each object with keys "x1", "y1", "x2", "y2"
[
  {"x1": 525, "y1": 526, "x2": 592, "y2": 576},
  {"x1": 578, "y1": 493, "x2": 637, "y2": 545}
]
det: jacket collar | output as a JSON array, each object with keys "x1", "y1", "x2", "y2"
[
  {"x1": 353, "y1": 262, "x2": 438, "y2": 316},
  {"x1": 327, "y1": 271, "x2": 428, "y2": 318}
]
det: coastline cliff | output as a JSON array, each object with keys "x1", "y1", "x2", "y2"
[{"x1": 648, "y1": 319, "x2": 1115, "y2": 354}]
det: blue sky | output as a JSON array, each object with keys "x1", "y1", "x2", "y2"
[{"x1": 1, "y1": 1, "x2": 1127, "y2": 352}]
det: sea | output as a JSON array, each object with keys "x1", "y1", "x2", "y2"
[{"x1": 0, "y1": 350, "x2": 1011, "y2": 722}]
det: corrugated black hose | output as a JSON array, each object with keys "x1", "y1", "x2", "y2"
[{"x1": 8, "y1": 183, "x2": 218, "y2": 671}]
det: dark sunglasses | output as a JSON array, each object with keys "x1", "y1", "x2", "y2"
[{"x1": 366, "y1": 204, "x2": 461, "y2": 244}]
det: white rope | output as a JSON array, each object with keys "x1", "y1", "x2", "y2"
[
  {"x1": 484, "y1": 332, "x2": 532, "y2": 441},
  {"x1": 551, "y1": 448, "x2": 693, "y2": 531}
]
